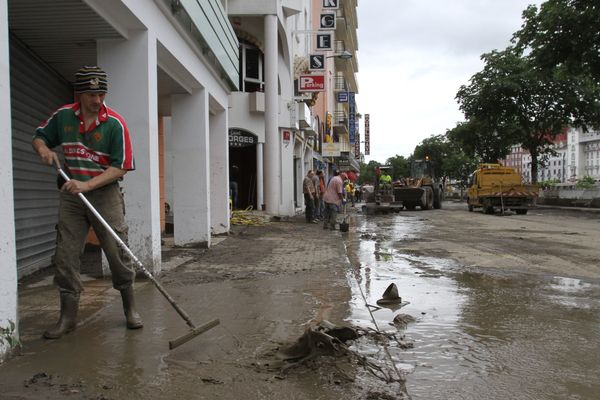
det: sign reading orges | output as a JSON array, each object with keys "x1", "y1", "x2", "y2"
[
  {"x1": 298, "y1": 74, "x2": 326, "y2": 92},
  {"x1": 229, "y1": 129, "x2": 257, "y2": 148}
]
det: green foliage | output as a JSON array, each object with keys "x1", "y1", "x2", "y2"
[
  {"x1": 512, "y1": 0, "x2": 600, "y2": 137},
  {"x1": 408, "y1": 134, "x2": 477, "y2": 181},
  {"x1": 513, "y1": 1, "x2": 600, "y2": 81},
  {"x1": 413, "y1": 134, "x2": 447, "y2": 178},
  {"x1": 0, "y1": 320, "x2": 20, "y2": 349},
  {"x1": 539, "y1": 179, "x2": 561, "y2": 190},
  {"x1": 385, "y1": 154, "x2": 410, "y2": 180},
  {"x1": 358, "y1": 160, "x2": 381, "y2": 185},
  {"x1": 456, "y1": 45, "x2": 571, "y2": 183},
  {"x1": 575, "y1": 176, "x2": 596, "y2": 189},
  {"x1": 446, "y1": 119, "x2": 513, "y2": 163}
]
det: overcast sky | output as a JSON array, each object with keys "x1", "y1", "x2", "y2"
[{"x1": 356, "y1": 0, "x2": 543, "y2": 162}]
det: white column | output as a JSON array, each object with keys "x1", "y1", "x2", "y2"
[
  {"x1": 172, "y1": 89, "x2": 211, "y2": 246},
  {"x1": 0, "y1": 0, "x2": 18, "y2": 354},
  {"x1": 97, "y1": 31, "x2": 162, "y2": 274},
  {"x1": 210, "y1": 106, "x2": 229, "y2": 234},
  {"x1": 264, "y1": 15, "x2": 280, "y2": 215},
  {"x1": 256, "y1": 142, "x2": 264, "y2": 210}
]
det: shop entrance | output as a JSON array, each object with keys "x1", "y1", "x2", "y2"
[{"x1": 229, "y1": 129, "x2": 257, "y2": 210}]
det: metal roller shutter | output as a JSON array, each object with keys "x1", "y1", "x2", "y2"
[{"x1": 10, "y1": 35, "x2": 72, "y2": 278}]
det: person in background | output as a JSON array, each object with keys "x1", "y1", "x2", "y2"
[
  {"x1": 31, "y1": 66, "x2": 143, "y2": 339},
  {"x1": 312, "y1": 169, "x2": 322, "y2": 220},
  {"x1": 380, "y1": 170, "x2": 392, "y2": 189},
  {"x1": 345, "y1": 180, "x2": 355, "y2": 207},
  {"x1": 318, "y1": 171, "x2": 326, "y2": 220},
  {"x1": 229, "y1": 164, "x2": 239, "y2": 210},
  {"x1": 303, "y1": 170, "x2": 317, "y2": 223},
  {"x1": 322, "y1": 171, "x2": 346, "y2": 230}
]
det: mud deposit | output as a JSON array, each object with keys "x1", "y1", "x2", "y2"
[
  {"x1": 1, "y1": 221, "x2": 409, "y2": 400},
  {"x1": 344, "y1": 206, "x2": 600, "y2": 400}
]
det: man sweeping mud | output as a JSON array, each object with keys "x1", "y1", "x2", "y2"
[{"x1": 31, "y1": 66, "x2": 143, "y2": 339}]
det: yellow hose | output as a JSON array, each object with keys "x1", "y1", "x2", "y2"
[{"x1": 230, "y1": 206, "x2": 265, "y2": 226}]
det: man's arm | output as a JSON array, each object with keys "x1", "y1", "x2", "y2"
[
  {"x1": 62, "y1": 167, "x2": 127, "y2": 194},
  {"x1": 32, "y1": 138, "x2": 60, "y2": 168}
]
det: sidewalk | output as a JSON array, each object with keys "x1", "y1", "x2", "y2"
[{"x1": 1, "y1": 215, "x2": 367, "y2": 400}]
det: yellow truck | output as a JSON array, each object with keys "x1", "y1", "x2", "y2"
[{"x1": 467, "y1": 164, "x2": 538, "y2": 215}]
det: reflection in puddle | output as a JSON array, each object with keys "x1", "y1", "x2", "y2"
[{"x1": 345, "y1": 213, "x2": 600, "y2": 400}]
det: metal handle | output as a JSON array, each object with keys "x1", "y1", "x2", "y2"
[{"x1": 57, "y1": 168, "x2": 197, "y2": 329}]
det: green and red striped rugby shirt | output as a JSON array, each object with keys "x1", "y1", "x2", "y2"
[{"x1": 35, "y1": 103, "x2": 135, "y2": 181}]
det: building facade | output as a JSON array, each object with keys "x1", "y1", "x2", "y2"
[
  {"x1": 501, "y1": 130, "x2": 600, "y2": 184},
  {"x1": 1, "y1": 0, "x2": 237, "y2": 359},
  {"x1": 1, "y1": 0, "x2": 360, "y2": 360},
  {"x1": 567, "y1": 127, "x2": 600, "y2": 182},
  {"x1": 312, "y1": 0, "x2": 359, "y2": 179}
]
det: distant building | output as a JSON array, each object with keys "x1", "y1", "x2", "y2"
[{"x1": 567, "y1": 127, "x2": 600, "y2": 182}]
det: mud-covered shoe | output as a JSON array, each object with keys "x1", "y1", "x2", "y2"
[
  {"x1": 120, "y1": 287, "x2": 144, "y2": 329},
  {"x1": 43, "y1": 292, "x2": 79, "y2": 339}
]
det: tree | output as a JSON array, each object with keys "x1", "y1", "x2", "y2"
[
  {"x1": 456, "y1": 46, "x2": 571, "y2": 183},
  {"x1": 513, "y1": 0, "x2": 600, "y2": 129},
  {"x1": 442, "y1": 137, "x2": 479, "y2": 183},
  {"x1": 358, "y1": 160, "x2": 381, "y2": 185},
  {"x1": 514, "y1": 1, "x2": 600, "y2": 79},
  {"x1": 385, "y1": 155, "x2": 410, "y2": 180},
  {"x1": 446, "y1": 119, "x2": 514, "y2": 163},
  {"x1": 412, "y1": 134, "x2": 450, "y2": 178}
]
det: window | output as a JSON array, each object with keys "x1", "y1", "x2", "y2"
[{"x1": 239, "y1": 42, "x2": 264, "y2": 93}]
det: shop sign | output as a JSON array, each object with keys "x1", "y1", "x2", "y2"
[
  {"x1": 319, "y1": 12, "x2": 336, "y2": 30},
  {"x1": 322, "y1": 142, "x2": 341, "y2": 157},
  {"x1": 337, "y1": 92, "x2": 348, "y2": 102},
  {"x1": 282, "y1": 130, "x2": 291, "y2": 144},
  {"x1": 309, "y1": 54, "x2": 325, "y2": 71},
  {"x1": 229, "y1": 129, "x2": 257, "y2": 148},
  {"x1": 299, "y1": 74, "x2": 326, "y2": 92},
  {"x1": 316, "y1": 33, "x2": 333, "y2": 51},
  {"x1": 348, "y1": 92, "x2": 356, "y2": 143},
  {"x1": 364, "y1": 114, "x2": 370, "y2": 155},
  {"x1": 322, "y1": 0, "x2": 339, "y2": 9}
]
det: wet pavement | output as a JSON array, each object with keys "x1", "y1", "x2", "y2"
[
  {"x1": 3, "y1": 205, "x2": 600, "y2": 399},
  {"x1": 344, "y1": 207, "x2": 600, "y2": 400},
  {"x1": 0, "y1": 218, "x2": 406, "y2": 400}
]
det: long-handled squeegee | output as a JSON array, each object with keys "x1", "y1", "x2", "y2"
[{"x1": 57, "y1": 168, "x2": 219, "y2": 350}]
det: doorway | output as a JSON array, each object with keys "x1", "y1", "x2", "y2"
[{"x1": 229, "y1": 129, "x2": 258, "y2": 210}]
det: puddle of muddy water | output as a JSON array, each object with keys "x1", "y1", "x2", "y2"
[{"x1": 345, "y1": 213, "x2": 600, "y2": 400}]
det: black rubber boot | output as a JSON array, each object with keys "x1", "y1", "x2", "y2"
[
  {"x1": 120, "y1": 287, "x2": 143, "y2": 329},
  {"x1": 43, "y1": 292, "x2": 79, "y2": 339}
]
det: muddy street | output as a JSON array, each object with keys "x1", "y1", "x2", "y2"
[
  {"x1": 345, "y1": 201, "x2": 600, "y2": 399},
  {"x1": 1, "y1": 203, "x2": 600, "y2": 400}
]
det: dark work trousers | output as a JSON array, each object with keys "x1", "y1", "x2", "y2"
[
  {"x1": 304, "y1": 193, "x2": 315, "y2": 222},
  {"x1": 323, "y1": 202, "x2": 338, "y2": 229},
  {"x1": 53, "y1": 182, "x2": 135, "y2": 294},
  {"x1": 314, "y1": 196, "x2": 322, "y2": 219}
]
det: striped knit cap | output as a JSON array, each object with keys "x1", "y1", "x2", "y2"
[{"x1": 74, "y1": 66, "x2": 108, "y2": 93}]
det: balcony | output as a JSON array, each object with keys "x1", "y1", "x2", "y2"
[
  {"x1": 298, "y1": 102, "x2": 318, "y2": 137},
  {"x1": 334, "y1": 76, "x2": 347, "y2": 92},
  {"x1": 333, "y1": 110, "x2": 348, "y2": 135},
  {"x1": 170, "y1": 0, "x2": 239, "y2": 90}
]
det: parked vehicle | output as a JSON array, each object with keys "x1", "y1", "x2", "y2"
[
  {"x1": 393, "y1": 158, "x2": 444, "y2": 210},
  {"x1": 467, "y1": 163, "x2": 538, "y2": 214}
]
